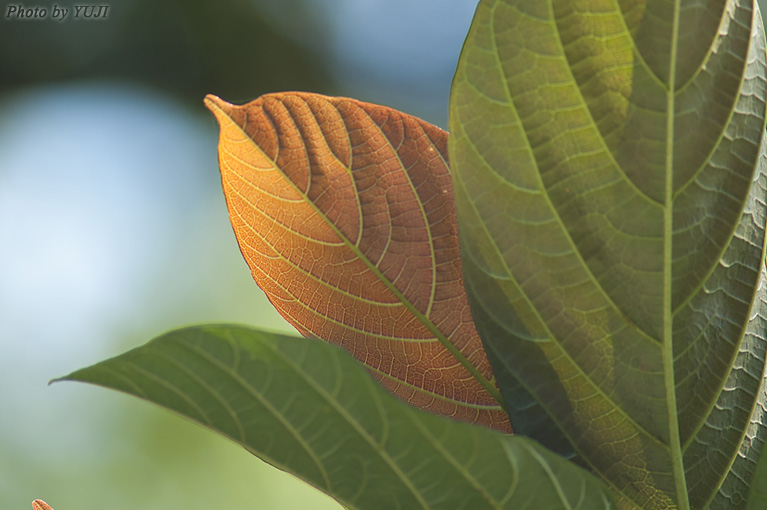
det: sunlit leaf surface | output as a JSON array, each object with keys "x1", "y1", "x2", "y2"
[
  {"x1": 205, "y1": 93, "x2": 509, "y2": 431},
  {"x1": 450, "y1": 1, "x2": 767, "y2": 508},
  {"x1": 60, "y1": 325, "x2": 617, "y2": 510}
]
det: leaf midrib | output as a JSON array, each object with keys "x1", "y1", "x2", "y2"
[
  {"x1": 458, "y1": 1, "x2": 694, "y2": 506},
  {"x1": 663, "y1": 1, "x2": 689, "y2": 509}
]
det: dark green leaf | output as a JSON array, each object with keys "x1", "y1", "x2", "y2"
[
  {"x1": 450, "y1": 1, "x2": 767, "y2": 509},
  {"x1": 58, "y1": 325, "x2": 616, "y2": 510},
  {"x1": 746, "y1": 435, "x2": 767, "y2": 509}
]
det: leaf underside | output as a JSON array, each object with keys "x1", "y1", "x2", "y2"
[
  {"x1": 450, "y1": 1, "x2": 767, "y2": 509},
  {"x1": 58, "y1": 325, "x2": 618, "y2": 510},
  {"x1": 205, "y1": 92, "x2": 510, "y2": 431}
]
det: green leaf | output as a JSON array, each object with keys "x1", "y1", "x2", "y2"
[
  {"x1": 449, "y1": 1, "x2": 767, "y2": 509},
  {"x1": 746, "y1": 436, "x2": 767, "y2": 509},
  {"x1": 58, "y1": 325, "x2": 617, "y2": 510}
]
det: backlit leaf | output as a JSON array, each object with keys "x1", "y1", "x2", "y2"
[
  {"x1": 450, "y1": 1, "x2": 767, "y2": 509},
  {"x1": 58, "y1": 325, "x2": 617, "y2": 510},
  {"x1": 204, "y1": 93, "x2": 510, "y2": 431}
]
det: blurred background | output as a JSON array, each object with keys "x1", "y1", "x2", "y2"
[
  {"x1": 7, "y1": 2, "x2": 767, "y2": 509},
  {"x1": 0, "y1": 0, "x2": 480, "y2": 508}
]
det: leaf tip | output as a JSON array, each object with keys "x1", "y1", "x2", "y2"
[
  {"x1": 203, "y1": 93, "x2": 221, "y2": 110},
  {"x1": 204, "y1": 94, "x2": 235, "y2": 124},
  {"x1": 49, "y1": 368, "x2": 88, "y2": 386},
  {"x1": 32, "y1": 499, "x2": 54, "y2": 510}
]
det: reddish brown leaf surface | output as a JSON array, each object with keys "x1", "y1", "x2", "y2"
[{"x1": 205, "y1": 92, "x2": 510, "y2": 432}]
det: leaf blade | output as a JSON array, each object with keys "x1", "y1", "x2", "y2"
[
  {"x1": 205, "y1": 93, "x2": 509, "y2": 431},
  {"x1": 450, "y1": 0, "x2": 767, "y2": 508},
  {"x1": 59, "y1": 325, "x2": 617, "y2": 510},
  {"x1": 745, "y1": 424, "x2": 767, "y2": 509}
]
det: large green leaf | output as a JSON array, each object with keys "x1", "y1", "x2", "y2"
[
  {"x1": 449, "y1": 1, "x2": 767, "y2": 509},
  {"x1": 58, "y1": 325, "x2": 617, "y2": 510},
  {"x1": 746, "y1": 434, "x2": 767, "y2": 508}
]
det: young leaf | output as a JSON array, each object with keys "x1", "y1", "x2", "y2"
[
  {"x1": 450, "y1": 1, "x2": 767, "y2": 509},
  {"x1": 204, "y1": 93, "x2": 510, "y2": 431},
  {"x1": 58, "y1": 325, "x2": 617, "y2": 510}
]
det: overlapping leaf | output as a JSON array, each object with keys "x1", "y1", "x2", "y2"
[
  {"x1": 58, "y1": 325, "x2": 618, "y2": 510},
  {"x1": 450, "y1": 1, "x2": 767, "y2": 508},
  {"x1": 204, "y1": 93, "x2": 510, "y2": 431},
  {"x1": 745, "y1": 434, "x2": 767, "y2": 508}
]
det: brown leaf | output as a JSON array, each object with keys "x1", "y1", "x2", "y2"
[
  {"x1": 205, "y1": 92, "x2": 510, "y2": 432},
  {"x1": 32, "y1": 500, "x2": 53, "y2": 510}
]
